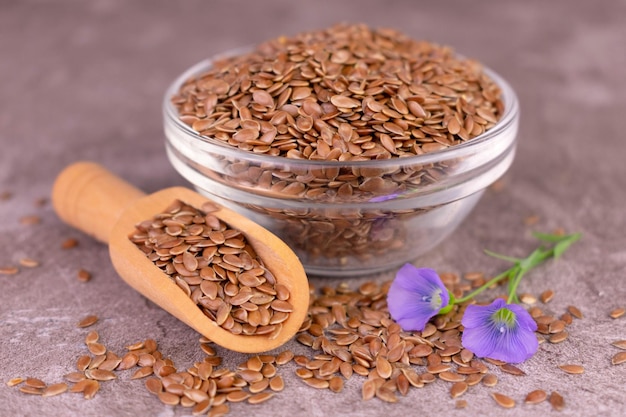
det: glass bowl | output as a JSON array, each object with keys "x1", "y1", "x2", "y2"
[{"x1": 162, "y1": 55, "x2": 519, "y2": 277}]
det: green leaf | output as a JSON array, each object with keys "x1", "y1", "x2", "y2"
[
  {"x1": 484, "y1": 249, "x2": 521, "y2": 263},
  {"x1": 532, "y1": 232, "x2": 567, "y2": 243},
  {"x1": 553, "y1": 233, "x2": 581, "y2": 258}
]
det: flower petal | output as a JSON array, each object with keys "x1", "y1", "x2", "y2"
[
  {"x1": 386, "y1": 264, "x2": 449, "y2": 331},
  {"x1": 461, "y1": 299, "x2": 539, "y2": 363}
]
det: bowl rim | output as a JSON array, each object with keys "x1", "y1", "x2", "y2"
[{"x1": 163, "y1": 50, "x2": 519, "y2": 169}]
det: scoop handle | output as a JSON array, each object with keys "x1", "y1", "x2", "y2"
[{"x1": 52, "y1": 162, "x2": 146, "y2": 243}]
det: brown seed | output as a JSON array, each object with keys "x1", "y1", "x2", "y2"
[
  {"x1": 525, "y1": 389, "x2": 548, "y2": 404},
  {"x1": 275, "y1": 350, "x2": 294, "y2": 365},
  {"x1": 19, "y1": 258, "x2": 39, "y2": 268},
  {"x1": 76, "y1": 355, "x2": 91, "y2": 371},
  {"x1": 540, "y1": 289, "x2": 554, "y2": 303},
  {"x1": 439, "y1": 371, "x2": 465, "y2": 383},
  {"x1": 450, "y1": 381, "x2": 468, "y2": 398},
  {"x1": 302, "y1": 377, "x2": 329, "y2": 389},
  {"x1": 482, "y1": 373, "x2": 498, "y2": 387},
  {"x1": 549, "y1": 391, "x2": 565, "y2": 411},
  {"x1": 19, "y1": 386, "x2": 43, "y2": 395},
  {"x1": 610, "y1": 307, "x2": 625, "y2": 319},
  {"x1": 25, "y1": 378, "x2": 46, "y2": 389},
  {"x1": 42, "y1": 382, "x2": 68, "y2": 397},
  {"x1": 131, "y1": 366, "x2": 153, "y2": 379},
  {"x1": 6, "y1": 377, "x2": 24, "y2": 387},
  {"x1": 567, "y1": 305, "x2": 583, "y2": 319},
  {"x1": 61, "y1": 238, "x2": 79, "y2": 249},
  {"x1": 612, "y1": 352, "x2": 626, "y2": 365},
  {"x1": 87, "y1": 342, "x2": 106, "y2": 356},
  {"x1": 492, "y1": 392, "x2": 515, "y2": 408},
  {"x1": 611, "y1": 340, "x2": 626, "y2": 350},
  {"x1": 145, "y1": 378, "x2": 163, "y2": 395},
  {"x1": 226, "y1": 390, "x2": 250, "y2": 402},
  {"x1": 549, "y1": 331, "x2": 569, "y2": 344},
  {"x1": 0, "y1": 266, "x2": 19, "y2": 275},
  {"x1": 20, "y1": 215, "x2": 41, "y2": 225},
  {"x1": 269, "y1": 375, "x2": 285, "y2": 392},
  {"x1": 158, "y1": 391, "x2": 180, "y2": 406},
  {"x1": 77, "y1": 269, "x2": 92, "y2": 282},
  {"x1": 559, "y1": 364, "x2": 584, "y2": 374},
  {"x1": 455, "y1": 399, "x2": 468, "y2": 409},
  {"x1": 64, "y1": 372, "x2": 86, "y2": 383},
  {"x1": 376, "y1": 356, "x2": 393, "y2": 379},
  {"x1": 248, "y1": 392, "x2": 274, "y2": 404},
  {"x1": 85, "y1": 330, "x2": 99, "y2": 345},
  {"x1": 328, "y1": 376, "x2": 344, "y2": 393},
  {"x1": 117, "y1": 353, "x2": 139, "y2": 370},
  {"x1": 86, "y1": 369, "x2": 116, "y2": 381},
  {"x1": 500, "y1": 364, "x2": 526, "y2": 376},
  {"x1": 376, "y1": 386, "x2": 398, "y2": 403},
  {"x1": 78, "y1": 315, "x2": 98, "y2": 328},
  {"x1": 83, "y1": 380, "x2": 100, "y2": 399},
  {"x1": 208, "y1": 404, "x2": 230, "y2": 417},
  {"x1": 362, "y1": 379, "x2": 376, "y2": 400}
]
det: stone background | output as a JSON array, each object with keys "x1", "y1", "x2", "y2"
[{"x1": 1, "y1": 1, "x2": 625, "y2": 416}]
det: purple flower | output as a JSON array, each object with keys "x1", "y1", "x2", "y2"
[
  {"x1": 461, "y1": 298, "x2": 538, "y2": 363},
  {"x1": 387, "y1": 264, "x2": 450, "y2": 331}
]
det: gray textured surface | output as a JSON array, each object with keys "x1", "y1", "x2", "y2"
[{"x1": 1, "y1": 1, "x2": 625, "y2": 416}]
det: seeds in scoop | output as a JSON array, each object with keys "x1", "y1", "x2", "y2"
[
  {"x1": 78, "y1": 315, "x2": 98, "y2": 328},
  {"x1": 549, "y1": 391, "x2": 565, "y2": 410},
  {"x1": 492, "y1": 392, "x2": 515, "y2": 408},
  {"x1": 610, "y1": 307, "x2": 625, "y2": 319},
  {"x1": 130, "y1": 200, "x2": 290, "y2": 336},
  {"x1": 558, "y1": 364, "x2": 584, "y2": 374},
  {"x1": 525, "y1": 389, "x2": 547, "y2": 404},
  {"x1": 612, "y1": 352, "x2": 626, "y2": 365}
]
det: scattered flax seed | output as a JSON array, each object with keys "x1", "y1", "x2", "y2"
[
  {"x1": 559, "y1": 364, "x2": 584, "y2": 374},
  {"x1": 455, "y1": 399, "x2": 468, "y2": 409},
  {"x1": 19, "y1": 386, "x2": 43, "y2": 395},
  {"x1": 525, "y1": 389, "x2": 548, "y2": 404},
  {"x1": 20, "y1": 215, "x2": 41, "y2": 225},
  {"x1": 524, "y1": 215, "x2": 540, "y2": 226},
  {"x1": 42, "y1": 382, "x2": 68, "y2": 397},
  {"x1": 549, "y1": 391, "x2": 565, "y2": 411},
  {"x1": 500, "y1": 364, "x2": 525, "y2": 376},
  {"x1": 0, "y1": 266, "x2": 19, "y2": 275},
  {"x1": 491, "y1": 392, "x2": 515, "y2": 409},
  {"x1": 609, "y1": 307, "x2": 625, "y2": 319},
  {"x1": 77, "y1": 269, "x2": 92, "y2": 282},
  {"x1": 611, "y1": 340, "x2": 626, "y2": 350},
  {"x1": 450, "y1": 382, "x2": 468, "y2": 398},
  {"x1": 482, "y1": 373, "x2": 498, "y2": 387},
  {"x1": 519, "y1": 293, "x2": 537, "y2": 305},
  {"x1": 549, "y1": 331, "x2": 569, "y2": 344},
  {"x1": 0, "y1": 191, "x2": 12, "y2": 201},
  {"x1": 612, "y1": 352, "x2": 626, "y2": 365},
  {"x1": 77, "y1": 315, "x2": 99, "y2": 328},
  {"x1": 34, "y1": 197, "x2": 48, "y2": 207},
  {"x1": 61, "y1": 238, "x2": 79, "y2": 249},
  {"x1": 25, "y1": 378, "x2": 46, "y2": 389},
  {"x1": 540, "y1": 289, "x2": 554, "y2": 303},
  {"x1": 567, "y1": 305, "x2": 583, "y2": 319},
  {"x1": 6, "y1": 377, "x2": 24, "y2": 387},
  {"x1": 19, "y1": 258, "x2": 39, "y2": 268}
]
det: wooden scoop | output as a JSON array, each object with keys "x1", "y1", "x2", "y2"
[{"x1": 52, "y1": 161, "x2": 309, "y2": 353}]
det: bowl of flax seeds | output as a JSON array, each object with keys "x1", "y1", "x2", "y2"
[{"x1": 163, "y1": 23, "x2": 519, "y2": 276}]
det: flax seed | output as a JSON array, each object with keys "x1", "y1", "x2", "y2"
[{"x1": 492, "y1": 392, "x2": 515, "y2": 408}]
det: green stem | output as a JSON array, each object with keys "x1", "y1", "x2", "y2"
[{"x1": 455, "y1": 268, "x2": 515, "y2": 304}]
